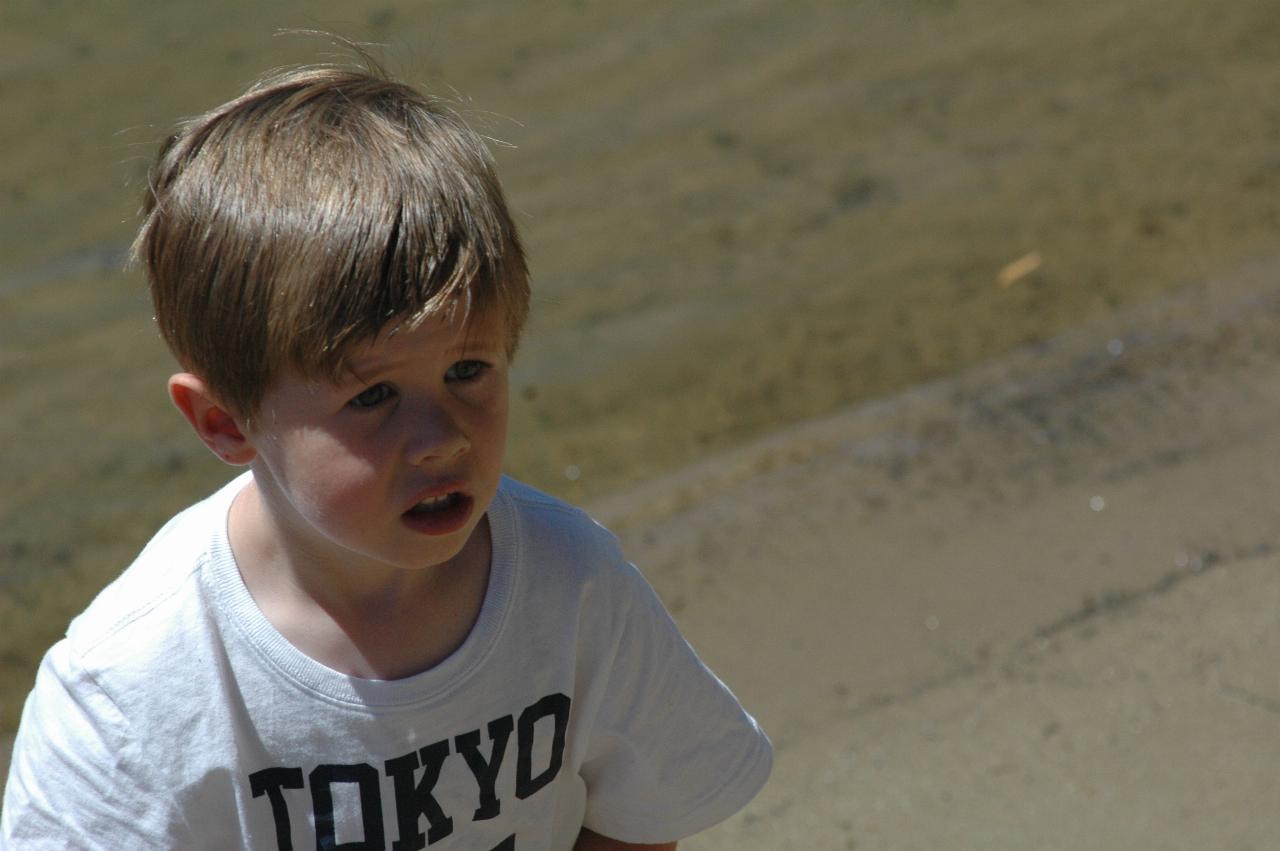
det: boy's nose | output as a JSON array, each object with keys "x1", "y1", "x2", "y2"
[{"x1": 404, "y1": 404, "x2": 469, "y2": 465}]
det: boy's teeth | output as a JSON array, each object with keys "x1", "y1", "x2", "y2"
[{"x1": 414, "y1": 494, "x2": 454, "y2": 511}]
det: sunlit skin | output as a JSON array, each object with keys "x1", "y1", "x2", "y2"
[
  {"x1": 170, "y1": 313, "x2": 509, "y2": 679},
  {"x1": 169, "y1": 312, "x2": 678, "y2": 850},
  {"x1": 238, "y1": 319, "x2": 507, "y2": 584}
]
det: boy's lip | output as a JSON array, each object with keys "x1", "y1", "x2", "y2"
[
  {"x1": 401, "y1": 492, "x2": 474, "y2": 537},
  {"x1": 403, "y1": 480, "x2": 470, "y2": 513},
  {"x1": 401, "y1": 480, "x2": 474, "y2": 537}
]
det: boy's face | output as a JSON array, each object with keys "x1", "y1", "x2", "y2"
[{"x1": 242, "y1": 311, "x2": 509, "y2": 578}]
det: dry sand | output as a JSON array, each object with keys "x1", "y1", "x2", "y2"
[
  {"x1": 4, "y1": 262, "x2": 1280, "y2": 846},
  {"x1": 593, "y1": 256, "x2": 1280, "y2": 849}
]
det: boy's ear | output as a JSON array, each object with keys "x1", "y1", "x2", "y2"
[{"x1": 168, "y1": 373, "x2": 257, "y2": 466}]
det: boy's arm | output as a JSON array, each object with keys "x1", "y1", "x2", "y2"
[
  {"x1": 573, "y1": 827, "x2": 677, "y2": 851},
  {"x1": 3, "y1": 643, "x2": 181, "y2": 846}
]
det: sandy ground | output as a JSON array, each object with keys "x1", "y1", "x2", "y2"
[
  {"x1": 592, "y1": 256, "x2": 1280, "y2": 850},
  {"x1": 4, "y1": 261, "x2": 1280, "y2": 847}
]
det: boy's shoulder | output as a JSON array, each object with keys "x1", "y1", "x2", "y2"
[
  {"x1": 496, "y1": 475, "x2": 634, "y2": 575},
  {"x1": 62, "y1": 474, "x2": 246, "y2": 667},
  {"x1": 497, "y1": 474, "x2": 593, "y2": 519},
  {"x1": 494, "y1": 475, "x2": 666, "y2": 626}
]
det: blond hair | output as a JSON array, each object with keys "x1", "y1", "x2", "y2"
[{"x1": 133, "y1": 62, "x2": 529, "y2": 417}]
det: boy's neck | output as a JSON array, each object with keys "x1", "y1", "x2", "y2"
[{"x1": 226, "y1": 479, "x2": 493, "y2": 680}]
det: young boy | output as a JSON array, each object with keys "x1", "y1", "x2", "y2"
[{"x1": 1, "y1": 63, "x2": 771, "y2": 849}]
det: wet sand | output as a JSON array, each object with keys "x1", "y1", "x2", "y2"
[{"x1": 593, "y1": 255, "x2": 1280, "y2": 849}]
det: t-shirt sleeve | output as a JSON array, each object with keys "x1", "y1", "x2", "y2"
[
  {"x1": 577, "y1": 561, "x2": 773, "y2": 844},
  {"x1": 1, "y1": 641, "x2": 181, "y2": 848}
]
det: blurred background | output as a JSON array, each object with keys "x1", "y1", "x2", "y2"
[{"x1": 3, "y1": 1, "x2": 1280, "y2": 841}]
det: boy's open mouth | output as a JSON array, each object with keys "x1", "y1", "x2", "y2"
[
  {"x1": 407, "y1": 492, "x2": 466, "y2": 515},
  {"x1": 402, "y1": 490, "x2": 473, "y2": 536}
]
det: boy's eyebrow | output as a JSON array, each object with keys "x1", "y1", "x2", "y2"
[
  {"x1": 342, "y1": 337, "x2": 506, "y2": 378},
  {"x1": 446, "y1": 337, "x2": 506, "y2": 355}
]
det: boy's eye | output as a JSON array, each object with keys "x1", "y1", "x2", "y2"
[
  {"x1": 348, "y1": 383, "x2": 395, "y2": 409},
  {"x1": 446, "y1": 360, "x2": 488, "y2": 382}
]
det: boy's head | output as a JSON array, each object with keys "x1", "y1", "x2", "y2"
[{"x1": 133, "y1": 62, "x2": 529, "y2": 420}]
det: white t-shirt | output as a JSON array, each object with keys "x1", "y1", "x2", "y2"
[{"x1": 2, "y1": 474, "x2": 771, "y2": 849}]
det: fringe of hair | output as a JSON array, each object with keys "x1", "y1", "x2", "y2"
[{"x1": 133, "y1": 61, "x2": 529, "y2": 417}]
